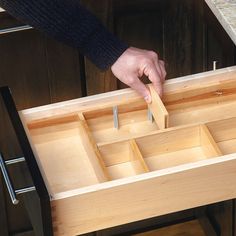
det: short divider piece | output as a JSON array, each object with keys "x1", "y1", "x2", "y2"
[
  {"x1": 98, "y1": 139, "x2": 149, "y2": 180},
  {"x1": 148, "y1": 84, "x2": 169, "y2": 129},
  {"x1": 200, "y1": 124, "x2": 223, "y2": 157},
  {"x1": 129, "y1": 139, "x2": 150, "y2": 173},
  {"x1": 78, "y1": 113, "x2": 111, "y2": 182}
]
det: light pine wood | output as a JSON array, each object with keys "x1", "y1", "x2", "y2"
[
  {"x1": 77, "y1": 113, "x2": 110, "y2": 182},
  {"x1": 206, "y1": 117, "x2": 236, "y2": 155},
  {"x1": 21, "y1": 66, "x2": 236, "y2": 123},
  {"x1": 87, "y1": 109, "x2": 159, "y2": 144},
  {"x1": 200, "y1": 125, "x2": 223, "y2": 157},
  {"x1": 168, "y1": 97, "x2": 236, "y2": 127},
  {"x1": 98, "y1": 140, "x2": 148, "y2": 180},
  {"x1": 206, "y1": 117, "x2": 236, "y2": 143},
  {"x1": 27, "y1": 120, "x2": 101, "y2": 195},
  {"x1": 129, "y1": 139, "x2": 150, "y2": 172},
  {"x1": 27, "y1": 114, "x2": 78, "y2": 129},
  {"x1": 148, "y1": 84, "x2": 169, "y2": 129},
  {"x1": 135, "y1": 125, "x2": 220, "y2": 171},
  {"x1": 135, "y1": 125, "x2": 200, "y2": 157},
  {"x1": 18, "y1": 66, "x2": 236, "y2": 235},
  {"x1": 51, "y1": 154, "x2": 236, "y2": 235}
]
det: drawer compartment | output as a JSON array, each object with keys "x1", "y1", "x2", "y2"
[
  {"x1": 135, "y1": 124, "x2": 222, "y2": 171},
  {"x1": 99, "y1": 140, "x2": 149, "y2": 180},
  {"x1": 16, "y1": 66, "x2": 236, "y2": 235},
  {"x1": 164, "y1": 68, "x2": 236, "y2": 127},
  {"x1": 207, "y1": 117, "x2": 236, "y2": 155}
]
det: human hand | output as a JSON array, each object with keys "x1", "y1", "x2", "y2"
[{"x1": 111, "y1": 47, "x2": 166, "y2": 103}]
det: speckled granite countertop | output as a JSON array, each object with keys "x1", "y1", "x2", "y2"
[
  {"x1": 0, "y1": 1, "x2": 236, "y2": 45},
  {"x1": 205, "y1": 0, "x2": 236, "y2": 45}
]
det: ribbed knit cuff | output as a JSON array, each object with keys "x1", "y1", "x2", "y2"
[{"x1": 81, "y1": 26, "x2": 129, "y2": 70}]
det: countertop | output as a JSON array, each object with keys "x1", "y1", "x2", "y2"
[
  {"x1": 205, "y1": 0, "x2": 236, "y2": 45},
  {"x1": 0, "y1": 1, "x2": 236, "y2": 45}
]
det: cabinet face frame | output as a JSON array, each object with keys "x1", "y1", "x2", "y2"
[
  {"x1": 0, "y1": 86, "x2": 53, "y2": 236},
  {"x1": 2, "y1": 66, "x2": 236, "y2": 236}
]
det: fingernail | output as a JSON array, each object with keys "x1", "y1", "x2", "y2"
[{"x1": 144, "y1": 95, "x2": 152, "y2": 103}]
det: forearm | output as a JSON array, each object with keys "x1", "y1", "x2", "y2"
[{"x1": 0, "y1": 0, "x2": 128, "y2": 69}]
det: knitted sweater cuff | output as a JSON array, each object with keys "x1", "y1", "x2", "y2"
[{"x1": 82, "y1": 26, "x2": 129, "y2": 70}]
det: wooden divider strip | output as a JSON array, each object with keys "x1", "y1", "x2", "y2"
[
  {"x1": 148, "y1": 84, "x2": 169, "y2": 129},
  {"x1": 129, "y1": 139, "x2": 150, "y2": 173},
  {"x1": 78, "y1": 113, "x2": 111, "y2": 182},
  {"x1": 200, "y1": 124, "x2": 223, "y2": 158},
  {"x1": 27, "y1": 114, "x2": 78, "y2": 129}
]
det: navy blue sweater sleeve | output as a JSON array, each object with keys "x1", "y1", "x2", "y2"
[{"x1": 0, "y1": 0, "x2": 128, "y2": 70}]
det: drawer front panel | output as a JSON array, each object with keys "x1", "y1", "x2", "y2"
[{"x1": 51, "y1": 155, "x2": 236, "y2": 235}]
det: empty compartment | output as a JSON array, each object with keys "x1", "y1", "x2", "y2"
[
  {"x1": 135, "y1": 125, "x2": 222, "y2": 171},
  {"x1": 99, "y1": 140, "x2": 149, "y2": 180},
  {"x1": 84, "y1": 99, "x2": 160, "y2": 144},
  {"x1": 26, "y1": 115, "x2": 108, "y2": 195},
  {"x1": 164, "y1": 71, "x2": 236, "y2": 127},
  {"x1": 207, "y1": 117, "x2": 236, "y2": 155}
]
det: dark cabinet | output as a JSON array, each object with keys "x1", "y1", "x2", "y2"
[{"x1": 0, "y1": 0, "x2": 235, "y2": 235}]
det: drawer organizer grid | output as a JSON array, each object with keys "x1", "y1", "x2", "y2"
[{"x1": 2, "y1": 66, "x2": 236, "y2": 235}]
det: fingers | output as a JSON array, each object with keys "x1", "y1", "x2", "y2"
[
  {"x1": 159, "y1": 60, "x2": 167, "y2": 83},
  {"x1": 143, "y1": 63, "x2": 163, "y2": 97},
  {"x1": 146, "y1": 52, "x2": 166, "y2": 96},
  {"x1": 110, "y1": 47, "x2": 167, "y2": 102},
  {"x1": 126, "y1": 76, "x2": 152, "y2": 103}
]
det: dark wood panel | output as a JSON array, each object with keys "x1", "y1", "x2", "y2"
[
  {"x1": 114, "y1": 1, "x2": 164, "y2": 89},
  {"x1": 0, "y1": 177, "x2": 8, "y2": 236},
  {"x1": 0, "y1": 0, "x2": 235, "y2": 235},
  {"x1": 45, "y1": 37, "x2": 83, "y2": 102},
  {"x1": 0, "y1": 99, "x2": 33, "y2": 235},
  {"x1": 163, "y1": 0, "x2": 194, "y2": 79},
  {"x1": 192, "y1": 1, "x2": 207, "y2": 74},
  {"x1": 207, "y1": 201, "x2": 233, "y2": 236},
  {"x1": 0, "y1": 30, "x2": 50, "y2": 109},
  {"x1": 0, "y1": 13, "x2": 84, "y2": 235},
  {"x1": 81, "y1": 0, "x2": 117, "y2": 95}
]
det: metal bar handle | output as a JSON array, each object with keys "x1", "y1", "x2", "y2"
[
  {"x1": 0, "y1": 153, "x2": 36, "y2": 205},
  {"x1": 0, "y1": 153, "x2": 19, "y2": 204},
  {"x1": 0, "y1": 25, "x2": 33, "y2": 35}
]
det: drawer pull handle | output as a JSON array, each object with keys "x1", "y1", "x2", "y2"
[
  {"x1": 0, "y1": 153, "x2": 35, "y2": 205},
  {"x1": 0, "y1": 25, "x2": 33, "y2": 35}
]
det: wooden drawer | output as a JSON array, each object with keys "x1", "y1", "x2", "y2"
[{"x1": 1, "y1": 66, "x2": 236, "y2": 235}]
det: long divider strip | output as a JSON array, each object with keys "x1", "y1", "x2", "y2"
[
  {"x1": 148, "y1": 84, "x2": 169, "y2": 129},
  {"x1": 129, "y1": 139, "x2": 150, "y2": 173},
  {"x1": 200, "y1": 124, "x2": 223, "y2": 157},
  {"x1": 27, "y1": 114, "x2": 79, "y2": 129},
  {"x1": 77, "y1": 113, "x2": 111, "y2": 182}
]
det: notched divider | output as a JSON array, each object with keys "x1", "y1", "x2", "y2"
[
  {"x1": 129, "y1": 139, "x2": 150, "y2": 173},
  {"x1": 148, "y1": 84, "x2": 169, "y2": 129},
  {"x1": 77, "y1": 113, "x2": 111, "y2": 182},
  {"x1": 200, "y1": 124, "x2": 223, "y2": 157}
]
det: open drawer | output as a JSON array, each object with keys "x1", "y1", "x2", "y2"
[{"x1": 1, "y1": 66, "x2": 236, "y2": 236}]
